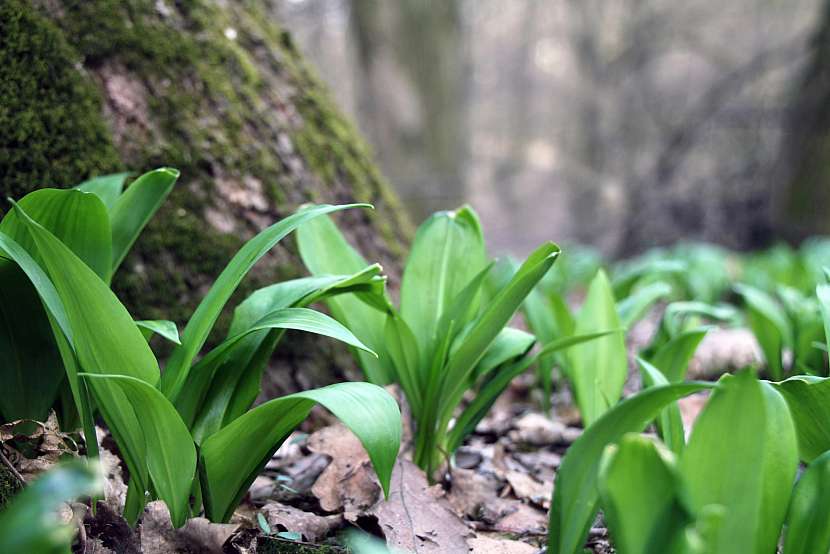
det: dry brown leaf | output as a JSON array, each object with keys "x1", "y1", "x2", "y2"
[
  {"x1": 503, "y1": 471, "x2": 552, "y2": 509},
  {"x1": 260, "y1": 501, "x2": 344, "y2": 542},
  {"x1": 492, "y1": 503, "x2": 547, "y2": 536},
  {"x1": 446, "y1": 468, "x2": 506, "y2": 519},
  {"x1": 467, "y1": 536, "x2": 537, "y2": 554},
  {"x1": 0, "y1": 413, "x2": 77, "y2": 482},
  {"x1": 308, "y1": 424, "x2": 382, "y2": 514},
  {"x1": 139, "y1": 501, "x2": 238, "y2": 553},
  {"x1": 368, "y1": 459, "x2": 472, "y2": 553},
  {"x1": 510, "y1": 413, "x2": 566, "y2": 446}
]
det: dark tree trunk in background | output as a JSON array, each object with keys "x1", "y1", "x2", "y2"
[
  {"x1": 350, "y1": 0, "x2": 468, "y2": 220},
  {"x1": 0, "y1": 0, "x2": 411, "y2": 395},
  {"x1": 776, "y1": 0, "x2": 830, "y2": 240}
]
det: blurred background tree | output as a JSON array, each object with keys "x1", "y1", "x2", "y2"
[{"x1": 278, "y1": 0, "x2": 827, "y2": 256}]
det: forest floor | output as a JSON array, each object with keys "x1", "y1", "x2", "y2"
[{"x1": 0, "y1": 314, "x2": 759, "y2": 553}]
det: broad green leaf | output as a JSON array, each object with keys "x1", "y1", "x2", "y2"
[
  {"x1": 637, "y1": 358, "x2": 685, "y2": 454},
  {"x1": 548, "y1": 381, "x2": 715, "y2": 554},
  {"x1": 74, "y1": 172, "x2": 131, "y2": 210},
  {"x1": 200, "y1": 382, "x2": 400, "y2": 522},
  {"x1": 10, "y1": 202, "x2": 159, "y2": 522},
  {"x1": 818, "y1": 283, "x2": 830, "y2": 361},
  {"x1": 384, "y1": 313, "x2": 422, "y2": 417},
  {"x1": 10, "y1": 202, "x2": 159, "y2": 385},
  {"x1": 784, "y1": 450, "x2": 830, "y2": 554},
  {"x1": 0, "y1": 189, "x2": 113, "y2": 421},
  {"x1": 662, "y1": 301, "x2": 739, "y2": 338},
  {"x1": 617, "y1": 281, "x2": 673, "y2": 328},
  {"x1": 1, "y1": 188, "x2": 113, "y2": 281},
  {"x1": 109, "y1": 168, "x2": 179, "y2": 273},
  {"x1": 648, "y1": 328, "x2": 709, "y2": 383},
  {"x1": 567, "y1": 270, "x2": 627, "y2": 425},
  {"x1": 0, "y1": 261, "x2": 64, "y2": 421},
  {"x1": 598, "y1": 434, "x2": 690, "y2": 554},
  {"x1": 163, "y1": 203, "x2": 370, "y2": 400},
  {"x1": 680, "y1": 371, "x2": 797, "y2": 554},
  {"x1": 771, "y1": 375, "x2": 830, "y2": 461},
  {"x1": 179, "y1": 307, "x2": 377, "y2": 432},
  {"x1": 297, "y1": 212, "x2": 392, "y2": 384},
  {"x1": 0, "y1": 462, "x2": 102, "y2": 554},
  {"x1": 735, "y1": 284, "x2": 792, "y2": 380},
  {"x1": 448, "y1": 330, "x2": 616, "y2": 454},
  {"x1": 82, "y1": 374, "x2": 196, "y2": 528},
  {"x1": 136, "y1": 320, "x2": 181, "y2": 344},
  {"x1": 191, "y1": 268, "x2": 386, "y2": 439},
  {"x1": 400, "y1": 206, "x2": 487, "y2": 362},
  {"x1": 0, "y1": 232, "x2": 79, "y2": 424}
]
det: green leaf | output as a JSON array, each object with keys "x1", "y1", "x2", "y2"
[
  {"x1": 771, "y1": 375, "x2": 830, "y2": 461},
  {"x1": 190, "y1": 267, "x2": 387, "y2": 440},
  {"x1": 637, "y1": 358, "x2": 686, "y2": 455},
  {"x1": 163, "y1": 203, "x2": 370, "y2": 400},
  {"x1": 648, "y1": 328, "x2": 709, "y2": 383},
  {"x1": 522, "y1": 286, "x2": 557, "y2": 411},
  {"x1": 9, "y1": 202, "x2": 160, "y2": 522},
  {"x1": 435, "y1": 243, "x2": 559, "y2": 435},
  {"x1": 200, "y1": 382, "x2": 400, "y2": 523},
  {"x1": 136, "y1": 320, "x2": 181, "y2": 344},
  {"x1": 617, "y1": 281, "x2": 673, "y2": 328},
  {"x1": 661, "y1": 301, "x2": 739, "y2": 338},
  {"x1": 0, "y1": 189, "x2": 113, "y2": 422},
  {"x1": 548, "y1": 381, "x2": 715, "y2": 554},
  {"x1": 735, "y1": 283, "x2": 793, "y2": 380},
  {"x1": 784, "y1": 450, "x2": 830, "y2": 554},
  {"x1": 109, "y1": 168, "x2": 179, "y2": 274},
  {"x1": 0, "y1": 462, "x2": 102, "y2": 554},
  {"x1": 598, "y1": 434, "x2": 691, "y2": 554},
  {"x1": 384, "y1": 313, "x2": 422, "y2": 416},
  {"x1": 82, "y1": 373, "x2": 196, "y2": 528},
  {"x1": 1, "y1": 188, "x2": 113, "y2": 281},
  {"x1": 0, "y1": 232, "x2": 79, "y2": 424},
  {"x1": 567, "y1": 270, "x2": 627, "y2": 425},
  {"x1": 399, "y1": 206, "x2": 487, "y2": 363},
  {"x1": 448, "y1": 329, "x2": 616, "y2": 454},
  {"x1": 818, "y1": 283, "x2": 830, "y2": 364},
  {"x1": 297, "y1": 212, "x2": 392, "y2": 384},
  {"x1": 472, "y1": 327, "x2": 535, "y2": 380},
  {"x1": 680, "y1": 371, "x2": 797, "y2": 554},
  {"x1": 74, "y1": 172, "x2": 131, "y2": 210},
  {"x1": 178, "y1": 307, "x2": 377, "y2": 432},
  {"x1": 0, "y1": 260, "x2": 64, "y2": 421}
]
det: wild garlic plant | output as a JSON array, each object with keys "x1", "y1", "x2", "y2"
[
  {"x1": 0, "y1": 184, "x2": 401, "y2": 527},
  {"x1": 297, "y1": 205, "x2": 611, "y2": 479}
]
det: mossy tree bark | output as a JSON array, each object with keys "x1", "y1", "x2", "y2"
[{"x1": 0, "y1": 0, "x2": 411, "y2": 393}]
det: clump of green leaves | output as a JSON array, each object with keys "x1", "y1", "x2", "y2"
[
  {"x1": 548, "y1": 365, "x2": 830, "y2": 554},
  {"x1": 298, "y1": 206, "x2": 606, "y2": 478},
  {"x1": 0, "y1": 183, "x2": 401, "y2": 528},
  {"x1": 0, "y1": 169, "x2": 178, "y2": 428}
]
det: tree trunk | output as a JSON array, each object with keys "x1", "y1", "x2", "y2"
[
  {"x1": 0, "y1": 0, "x2": 412, "y2": 394},
  {"x1": 775, "y1": 0, "x2": 830, "y2": 240},
  {"x1": 349, "y1": 0, "x2": 468, "y2": 221}
]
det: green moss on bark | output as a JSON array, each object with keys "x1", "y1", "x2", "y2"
[{"x1": 0, "y1": 0, "x2": 121, "y2": 200}]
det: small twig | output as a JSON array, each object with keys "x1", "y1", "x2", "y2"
[{"x1": 0, "y1": 447, "x2": 25, "y2": 487}]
